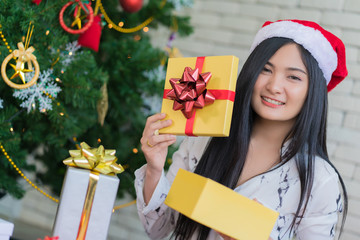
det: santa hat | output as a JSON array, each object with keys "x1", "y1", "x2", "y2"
[{"x1": 249, "y1": 20, "x2": 348, "y2": 92}]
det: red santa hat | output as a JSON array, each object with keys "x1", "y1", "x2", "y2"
[{"x1": 249, "y1": 19, "x2": 348, "y2": 92}]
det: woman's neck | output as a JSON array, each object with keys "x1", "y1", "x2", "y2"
[{"x1": 251, "y1": 117, "x2": 294, "y2": 149}]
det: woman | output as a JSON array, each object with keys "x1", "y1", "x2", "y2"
[{"x1": 135, "y1": 20, "x2": 348, "y2": 240}]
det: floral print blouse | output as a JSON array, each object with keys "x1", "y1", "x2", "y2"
[{"x1": 135, "y1": 137, "x2": 342, "y2": 240}]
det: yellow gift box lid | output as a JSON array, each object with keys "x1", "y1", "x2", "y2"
[
  {"x1": 164, "y1": 168, "x2": 279, "y2": 240},
  {"x1": 159, "y1": 55, "x2": 239, "y2": 136}
]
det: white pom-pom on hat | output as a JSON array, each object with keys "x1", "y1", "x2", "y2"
[{"x1": 250, "y1": 20, "x2": 348, "y2": 92}]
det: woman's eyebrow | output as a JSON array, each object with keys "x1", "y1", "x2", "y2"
[
  {"x1": 287, "y1": 67, "x2": 307, "y2": 75},
  {"x1": 266, "y1": 61, "x2": 307, "y2": 75}
]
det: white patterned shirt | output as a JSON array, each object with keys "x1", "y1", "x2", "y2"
[{"x1": 135, "y1": 137, "x2": 342, "y2": 240}]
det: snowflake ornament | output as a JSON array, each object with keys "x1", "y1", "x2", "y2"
[
  {"x1": 61, "y1": 41, "x2": 81, "y2": 68},
  {"x1": 50, "y1": 41, "x2": 81, "y2": 70},
  {"x1": 13, "y1": 69, "x2": 61, "y2": 113},
  {"x1": 0, "y1": 99, "x2": 3, "y2": 109}
]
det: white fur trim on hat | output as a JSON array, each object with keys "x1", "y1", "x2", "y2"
[{"x1": 249, "y1": 20, "x2": 338, "y2": 85}]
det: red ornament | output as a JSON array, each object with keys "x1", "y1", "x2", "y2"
[
  {"x1": 119, "y1": 0, "x2": 143, "y2": 13},
  {"x1": 78, "y1": 15, "x2": 102, "y2": 52},
  {"x1": 32, "y1": 0, "x2": 42, "y2": 5}
]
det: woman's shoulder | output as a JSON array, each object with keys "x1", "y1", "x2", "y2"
[
  {"x1": 300, "y1": 156, "x2": 342, "y2": 225},
  {"x1": 281, "y1": 154, "x2": 339, "y2": 191},
  {"x1": 285, "y1": 150, "x2": 339, "y2": 182},
  {"x1": 313, "y1": 156, "x2": 339, "y2": 183},
  {"x1": 307, "y1": 156, "x2": 341, "y2": 206}
]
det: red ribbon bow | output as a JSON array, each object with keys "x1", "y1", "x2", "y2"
[{"x1": 166, "y1": 66, "x2": 215, "y2": 119}]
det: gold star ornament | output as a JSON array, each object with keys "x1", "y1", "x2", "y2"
[
  {"x1": 9, "y1": 62, "x2": 33, "y2": 84},
  {"x1": 1, "y1": 42, "x2": 39, "y2": 89},
  {"x1": 71, "y1": 6, "x2": 83, "y2": 29}
]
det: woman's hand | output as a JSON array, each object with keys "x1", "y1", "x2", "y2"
[
  {"x1": 140, "y1": 113, "x2": 176, "y2": 172},
  {"x1": 140, "y1": 113, "x2": 176, "y2": 204}
]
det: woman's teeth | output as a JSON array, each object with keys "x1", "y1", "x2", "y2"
[{"x1": 262, "y1": 97, "x2": 285, "y2": 105}]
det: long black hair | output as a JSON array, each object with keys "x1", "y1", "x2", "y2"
[{"x1": 172, "y1": 37, "x2": 348, "y2": 239}]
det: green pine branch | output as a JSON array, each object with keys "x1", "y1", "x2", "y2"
[{"x1": 0, "y1": 0, "x2": 192, "y2": 200}]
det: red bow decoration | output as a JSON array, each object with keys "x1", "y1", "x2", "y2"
[{"x1": 166, "y1": 67, "x2": 215, "y2": 119}]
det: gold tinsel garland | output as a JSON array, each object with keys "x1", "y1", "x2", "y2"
[{"x1": 0, "y1": 143, "x2": 136, "y2": 211}]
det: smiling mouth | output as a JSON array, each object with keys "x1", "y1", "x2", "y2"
[{"x1": 261, "y1": 96, "x2": 285, "y2": 106}]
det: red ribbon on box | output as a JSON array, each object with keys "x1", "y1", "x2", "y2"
[
  {"x1": 37, "y1": 237, "x2": 59, "y2": 240},
  {"x1": 164, "y1": 57, "x2": 235, "y2": 136}
]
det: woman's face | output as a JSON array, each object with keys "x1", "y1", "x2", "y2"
[{"x1": 251, "y1": 43, "x2": 309, "y2": 124}]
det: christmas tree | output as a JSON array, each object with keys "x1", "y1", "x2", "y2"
[{"x1": 0, "y1": 0, "x2": 192, "y2": 200}]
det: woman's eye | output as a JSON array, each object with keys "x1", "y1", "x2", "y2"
[
  {"x1": 262, "y1": 67, "x2": 271, "y2": 73},
  {"x1": 289, "y1": 75, "x2": 301, "y2": 81}
]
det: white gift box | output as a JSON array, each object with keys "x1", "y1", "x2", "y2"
[
  {"x1": 0, "y1": 218, "x2": 14, "y2": 240},
  {"x1": 52, "y1": 167, "x2": 119, "y2": 240}
]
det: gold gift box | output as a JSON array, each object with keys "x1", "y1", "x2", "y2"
[
  {"x1": 164, "y1": 169, "x2": 279, "y2": 240},
  {"x1": 159, "y1": 55, "x2": 239, "y2": 136}
]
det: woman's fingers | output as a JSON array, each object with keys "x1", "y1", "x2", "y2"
[
  {"x1": 140, "y1": 137, "x2": 176, "y2": 153},
  {"x1": 147, "y1": 119, "x2": 172, "y2": 136},
  {"x1": 144, "y1": 113, "x2": 166, "y2": 132},
  {"x1": 140, "y1": 113, "x2": 176, "y2": 149},
  {"x1": 144, "y1": 133, "x2": 176, "y2": 149},
  {"x1": 142, "y1": 113, "x2": 175, "y2": 147},
  {"x1": 146, "y1": 112, "x2": 166, "y2": 123}
]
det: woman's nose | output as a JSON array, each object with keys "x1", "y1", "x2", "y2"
[{"x1": 265, "y1": 74, "x2": 283, "y2": 94}]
